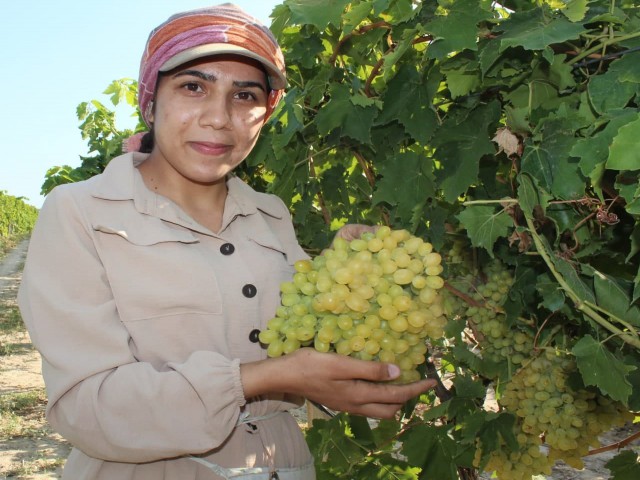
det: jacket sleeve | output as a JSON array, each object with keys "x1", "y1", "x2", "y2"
[{"x1": 17, "y1": 186, "x2": 246, "y2": 463}]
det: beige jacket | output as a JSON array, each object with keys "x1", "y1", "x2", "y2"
[{"x1": 18, "y1": 153, "x2": 313, "y2": 479}]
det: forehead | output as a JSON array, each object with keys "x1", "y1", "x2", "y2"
[{"x1": 168, "y1": 54, "x2": 268, "y2": 82}]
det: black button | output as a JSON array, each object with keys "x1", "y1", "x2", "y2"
[
  {"x1": 220, "y1": 243, "x2": 235, "y2": 255},
  {"x1": 249, "y1": 329, "x2": 261, "y2": 343},
  {"x1": 242, "y1": 284, "x2": 257, "y2": 298}
]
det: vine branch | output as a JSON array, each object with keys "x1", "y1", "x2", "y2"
[
  {"x1": 524, "y1": 215, "x2": 640, "y2": 350},
  {"x1": 586, "y1": 429, "x2": 640, "y2": 456}
]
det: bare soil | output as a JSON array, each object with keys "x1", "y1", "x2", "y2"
[
  {"x1": 0, "y1": 240, "x2": 638, "y2": 479},
  {"x1": 1, "y1": 240, "x2": 71, "y2": 479}
]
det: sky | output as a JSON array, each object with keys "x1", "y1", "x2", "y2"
[{"x1": 0, "y1": 0, "x2": 280, "y2": 208}]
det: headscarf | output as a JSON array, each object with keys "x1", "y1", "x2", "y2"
[{"x1": 137, "y1": 3, "x2": 286, "y2": 128}]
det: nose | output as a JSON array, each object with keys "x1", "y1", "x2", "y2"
[{"x1": 200, "y1": 94, "x2": 231, "y2": 130}]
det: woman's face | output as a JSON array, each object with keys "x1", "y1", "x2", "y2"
[{"x1": 147, "y1": 55, "x2": 269, "y2": 186}]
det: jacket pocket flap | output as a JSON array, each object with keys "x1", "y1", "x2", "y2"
[{"x1": 93, "y1": 217, "x2": 198, "y2": 246}]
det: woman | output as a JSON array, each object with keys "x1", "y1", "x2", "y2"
[{"x1": 18, "y1": 4, "x2": 436, "y2": 479}]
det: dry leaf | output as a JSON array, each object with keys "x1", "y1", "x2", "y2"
[{"x1": 492, "y1": 127, "x2": 521, "y2": 157}]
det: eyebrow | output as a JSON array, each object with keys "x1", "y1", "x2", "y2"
[{"x1": 173, "y1": 69, "x2": 266, "y2": 92}]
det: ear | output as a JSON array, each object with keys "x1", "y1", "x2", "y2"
[{"x1": 145, "y1": 100, "x2": 155, "y2": 124}]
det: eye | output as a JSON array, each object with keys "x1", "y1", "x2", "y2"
[
  {"x1": 235, "y1": 91, "x2": 258, "y2": 101},
  {"x1": 182, "y1": 82, "x2": 204, "y2": 93}
]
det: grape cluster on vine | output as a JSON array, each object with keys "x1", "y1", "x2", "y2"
[
  {"x1": 475, "y1": 349, "x2": 633, "y2": 479},
  {"x1": 258, "y1": 227, "x2": 447, "y2": 384},
  {"x1": 442, "y1": 246, "x2": 535, "y2": 366}
]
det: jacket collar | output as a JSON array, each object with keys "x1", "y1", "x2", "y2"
[{"x1": 90, "y1": 153, "x2": 284, "y2": 221}]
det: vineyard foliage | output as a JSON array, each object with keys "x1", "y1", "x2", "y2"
[
  {"x1": 41, "y1": 0, "x2": 640, "y2": 478},
  {"x1": 0, "y1": 191, "x2": 38, "y2": 239}
]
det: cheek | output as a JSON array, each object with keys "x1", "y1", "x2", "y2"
[
  {"x1": 237, "y1": 109, "x2": 266, "y2": 133},
  {"x1": 160, "y1": 108, "x2": 195, "y2": 127}
]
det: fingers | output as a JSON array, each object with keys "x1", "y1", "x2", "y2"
[
  {"x1": 334, "y1": 224, "x2": 378, "y2": 242},
  {"x1": 358, "y1": 378, "x2": 436, "y2": 405},
  {"x1": 288, "y1": 349, "x2": 437, "y2": 418},
  {"x1": 328, "y1": 353, "x2": 399, "y2": 382},
  {"x1": 338, "y1": 379, "x2": 436, "y2": 419}
]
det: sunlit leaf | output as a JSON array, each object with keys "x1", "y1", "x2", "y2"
[{"x1": 608, "y1": 115, "x2": 640, "y2": 170}]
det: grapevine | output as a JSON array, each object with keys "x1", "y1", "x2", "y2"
[{"x1": 0, "y1": 191, "x2": 38, "y2": 241}]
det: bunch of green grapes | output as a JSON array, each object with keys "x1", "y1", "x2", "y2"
[
  {"x1": 259, "y1": 227, "x2": 447, "y2": 383},
  {"x1": 477, "y1": 348, "x2": 635, "y2": 478},
  {"x1": 474, "y1": 424, "x2": 555, "y2": 480},
  {"x1": 501, "y1": 349, "x2": 633, "y2": 465},
  {"x1": 441, "y1": 257, "x2": 534, "y2": 367}
]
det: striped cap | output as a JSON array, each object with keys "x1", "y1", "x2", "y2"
[{"x1": 138, "y1": 3, "x2": 286, "y2": 126}]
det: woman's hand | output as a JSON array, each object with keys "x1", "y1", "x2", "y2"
[
  {"x1": 332, "y1": 224, "x2": 378, "y2": 243},
  {"x1": 241, "y1": 349, "x2": 436, "y2": 419}
]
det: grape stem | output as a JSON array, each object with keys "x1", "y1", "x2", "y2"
[
  {"x1": 443, "y1": 281, "x2": 489, "y2": 309},
  {"x1": 425, "y1": 360, "x2": 453, "y2": 402},
  {"x1": 583, "y1": 300, "x2": 640, "y2": 341}
]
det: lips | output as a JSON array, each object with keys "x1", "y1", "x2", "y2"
[{"x1": 189, "y1": 141, "x2": 232, "y2": 156}]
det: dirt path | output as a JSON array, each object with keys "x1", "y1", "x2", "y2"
[
  {"x1": 0, "y1": 239, "x2": 71, "y2": 479},
  {"x1": 0, "y1": 239, "x2": 30, "y2": 293}
]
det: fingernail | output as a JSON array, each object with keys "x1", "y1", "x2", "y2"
[{"x1": 387, "y1": 364, "x2": 400, "y2": 378}]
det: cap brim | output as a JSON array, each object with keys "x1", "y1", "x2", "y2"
[{"x1": 159, "y1": 43, "x2": 287, "y2": 90}]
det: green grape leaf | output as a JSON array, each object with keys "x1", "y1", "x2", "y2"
[
  {"x1": 574, "y1": 109, "x2": 638, "y2": 193},
  {"x1": 382, "y1": 27, "x2": 423, "y2": 81},
  {"x1": 536, "y1": 272, "x2": 566, "y2": 312},
  {"x1": 380, "y1": 0, "x2": 419, "y2": 24},
  {"x1": 615, "y1": 51, "x2": 640, "y2": 83},
  {"x1": 342, "y1": 1, "x2": 372, "y2": 35},
  {"x1": 562, "y1": 0, "x2": 590, "y2": 22},
  {"x1": 552, "y1": 256, "x2": 597, "y2": 305},
  {"x1": 347, "y1": 414, "x2": 375, "y2": 449},
  {"x1": 372, "y1": 418, "x2": 403, "y2": 448},
  {"x1": 372, "y1": 152, "x2": 436, "y2": 222},
  {"x1": 102, "y1": 78, "x2": 137, "y2": 107},
  {"x1": 286, "y1": 0, "x2": 351, "y2": 28},
  {"x1": 400, "y1": 425, "x2": 459, "y2": 480},
  {"x1": 445, "y1": 70, "x2": 481, "y2": 99},
  {"x1": 549, "y1": 54, "x2": 576, "y2": 90},
  {"x1": 629, "y1": 224, "x2": 640, "y2": 264},
  {"x1": 591, "y1": 269, "x2": 640, "y2": 327},
  {"x1": 572, "y1": 335, "x2": 635, "y2": 404},
  {"x1": 348, "y1": 455, "x2": 420, "y2": 479},
  {"x1": 616, "y1": 172, "x2": 640, "y2": 207},
  {"x1": 518, "y1": 173, "x2": 552, "y2": 216},
  {"x1": 505, "y1": 105, "x2": 531, "y2": 134},
  {"x1": 606, "y1": 450, "x2": 640, "y2": 480},
  {"x1": 452, "y1": 375, "x2": 485, "y2": 399},
  {"x1": 608, "y1": 115, "x2": 640, "y2": 171},
  {"x1": 623, "y1": 355, "x2": 640, "y2": 411},
  {"x1": 377, "y1": 65, "x2": 438, "y2": 144},
  {"x1": 521, "y1": 117, "x2": 585, "y2": 199},
  {"x1": 589, "y1": 74, "x2": 638, "y2": 116},
  {"x1": 435, "y1": 101, "x2": 501, "y2": 202},
  {"x1": 456, "y1": 206, "x2": 512, "y2": 257},
  {"x1": 272, "y1": 91, "x2": 305, "y2": 154},
  {"x1": 425, "y1": 0, "x2": 493, "y2": 59},
  {"x1": 498, "y1": 8, "x2": 586, "y2": 52},
  {"x1": 465, "y1": 412, "x2": 519, "y2": 461},
  {"x1": 315, "y1": 83, "x2": 377, "y2": 144},
  {"x1": 305, "y1": 414, "x2": 365, "y2": 471}
]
